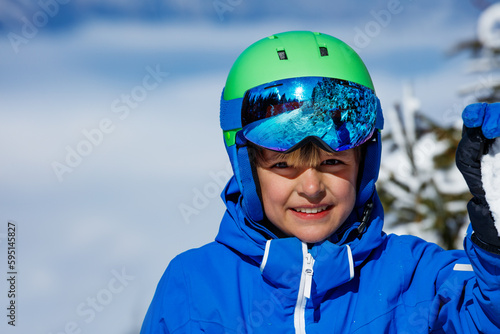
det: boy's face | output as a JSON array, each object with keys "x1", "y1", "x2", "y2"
[{"x1": 256, "y1": 148, "x2": 359, "y2": 243}]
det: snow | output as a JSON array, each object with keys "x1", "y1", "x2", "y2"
[
  {"x1": 384, "y1": 106, "x2": 407, "y2": 158},
  {"x1": 379, "y1": 82, "x2": 471, "y2": 249},
  {"x1": 433, "y1": 169, "x2": 469, "y2": 194},
  {"x1": 402, "y1": 83, "x2": 420, "y2": 145},
  {"x1": 386, "y1": 216, "x2": 441, "y2": 245},
  {"x1": 481, "y1": 139, "x2": 500, "y2": 236},
  {"x1": 477, "y1": 3, "x2": 500, "y2": 49}
]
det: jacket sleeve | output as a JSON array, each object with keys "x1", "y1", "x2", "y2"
[
  {"x1": 429, "y1": 226, "x2": 500, "y2": 332},
  {"x1": 140, "y1": 256, "x2": 191, "y2": 334},
  {"x1": 463, "y1": 228, "x2": 500, "y2": 329}
]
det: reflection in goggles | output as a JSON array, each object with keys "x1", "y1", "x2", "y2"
[{"x1": 241, "y1": 77, "x2": 378, "y2": 152}]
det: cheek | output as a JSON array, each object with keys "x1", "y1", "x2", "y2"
[
  {"x1": 259, "y1": 174, "x2": 288, "y2": 208},
  {"x1": 333, "y1": 179, "x2": 356, "y2": 203},
  {"x1": 331, "y1": 169, "x2": 358, "y2": 204},
  {"x1": 257, "y1": 169, "x2": 293, "y2": 221}
]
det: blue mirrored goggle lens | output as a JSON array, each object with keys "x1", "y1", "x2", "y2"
[{"x1": 241, "y1": 77, "x2": 378, "y2": 152}]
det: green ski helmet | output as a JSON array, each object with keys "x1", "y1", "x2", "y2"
[{"x1": 220, "y1": 31, "x2": 383, "y2": 223}]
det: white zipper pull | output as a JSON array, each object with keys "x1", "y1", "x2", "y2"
[
  {"x1": 294, "y1": 245, "x2": 315, "y2": 333},
  {"x1": 303, "y1": 253, "x2": 314, "y2": 299}
]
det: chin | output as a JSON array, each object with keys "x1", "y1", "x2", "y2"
[{"x1": 295, "y1": 231, "x2": 333, "y2": 244}]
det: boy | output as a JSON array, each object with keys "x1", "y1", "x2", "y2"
[{"x1": 141, "y1": 31, "x2": 500, "y2": 333}]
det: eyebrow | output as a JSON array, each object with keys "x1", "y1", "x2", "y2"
[
  {"x1": 328, "y1": 150, "x2": 351, "y2": 158},
  {"x1": 261, "y1": 149, "x2": 356, "y2": 165}
]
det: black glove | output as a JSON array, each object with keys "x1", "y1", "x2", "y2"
[{"x1": 456, "y1": 103, "x2": 500, "y2": 252}]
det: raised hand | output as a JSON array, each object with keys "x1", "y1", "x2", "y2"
[{"x1": 456, "y1": 102, "x2": 500, "y2": 251}]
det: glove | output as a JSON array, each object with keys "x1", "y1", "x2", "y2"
[{"x1": 456, "y1": 102, "x2": 500, "y2": 252}]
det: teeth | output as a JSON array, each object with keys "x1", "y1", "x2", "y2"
[{"x1": 295, "y1": 206, "x2": 328, "y2": 214}]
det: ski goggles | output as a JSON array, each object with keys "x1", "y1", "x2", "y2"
[{"x1": 239, "y1": 76, "x2": 380, "y2": 152}]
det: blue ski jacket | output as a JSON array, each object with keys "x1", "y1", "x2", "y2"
[{"x1": 141, "y1": 174, "x2": 500, "y2": 333}]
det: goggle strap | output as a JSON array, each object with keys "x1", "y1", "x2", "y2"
[
  {"x1": 375, "y1": 99, "x2": 384, "y2": 130},
  {"x1": 224, "y1": 128, "x2": 242, "y2": 147},
  {"x1": 220, "y1": 89, "x2": 243, "y2": 131}
]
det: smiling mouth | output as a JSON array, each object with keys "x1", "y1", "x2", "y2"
[{"x1": 292, "y1": 205, "x2": 330, "y2": 214}]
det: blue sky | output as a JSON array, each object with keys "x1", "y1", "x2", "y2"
[{"x1": 0, "y1": 1, "x2": 498, "y2": 333}]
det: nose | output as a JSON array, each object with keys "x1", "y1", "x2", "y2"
[{"x1": 297, "y1": 168, "x2": 325, "y2": 199}]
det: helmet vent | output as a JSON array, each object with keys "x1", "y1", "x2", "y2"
[
  {"x1": 319, "y1": 47, "x2": 329, "y2": 57},
  {"x1": 277, "y1": 50, "x2": 288, "y2": 60}
]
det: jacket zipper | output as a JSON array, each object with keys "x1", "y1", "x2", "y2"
[{"x1": 294, "y1": 242, "x2": 315, "y2": 334}]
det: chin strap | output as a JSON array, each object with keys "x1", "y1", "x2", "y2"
[
  {"x1": 331, "y1": 198, "x2": 374, "y2": 245},
  {"x1": 357, "y1": 200, "x2": 374, "y2": 234}
]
